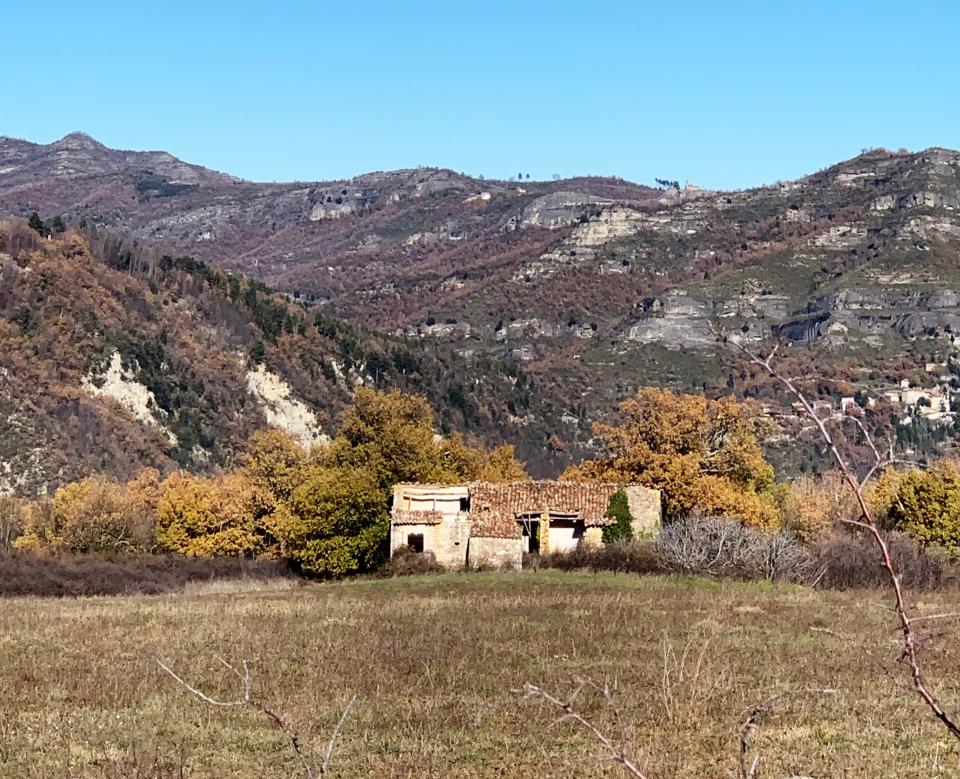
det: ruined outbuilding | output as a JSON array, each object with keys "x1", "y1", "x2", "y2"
[{"x1": 390, "y1": 481, "x2": 662, "y2": 570}]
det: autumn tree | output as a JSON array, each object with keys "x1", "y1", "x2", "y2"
[
  {"x1": 242, "y1": 429, "x2": 309, "y2": 503},
  {"x1": 437, "y1": 433, "x2": 530, "y2": 483},
  {"x1": 15, "y1": 475, "x2": 156, "y2": 553},
  {"x1": 156, "y1": 472, "x2": 273, "y2": 557},
  {"x1": 870, "y1": 461, "x2": 960, "y2": 557},
  {"x1": 563, "y1": 387, "x2": 780, "y2": 528},
  {"x1": 286, "y1": 466, "x2": 389, "y2": 576},
  {"x1": 325, "y1": 387, "x2": 448, "y2": 490},
  {"x1": 0, "y1": 496, "x2": 25, "y2": 553}
]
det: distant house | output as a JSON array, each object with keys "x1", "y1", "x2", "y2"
[
  {"x1": 390, "y1": 481, "x2": 662, "y2": 571},
  {"x1": 882, "y1": 379, "x2": 953, "y2": 424}
]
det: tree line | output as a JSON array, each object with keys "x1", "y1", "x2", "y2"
[{"x1": 4, "y1": 384, "x2": 960, "y2": 573}]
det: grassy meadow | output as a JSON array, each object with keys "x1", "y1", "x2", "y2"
[{"x1": 2, "y1": 571, "x2": 959, "y2": 777}]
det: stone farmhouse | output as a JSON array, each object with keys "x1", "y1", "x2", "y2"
[{"x1": 390, "y1": 481, "x2": 662, "y2": 570}]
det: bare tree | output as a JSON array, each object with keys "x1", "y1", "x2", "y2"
[
  {"x1": 716, "y1": 329, "x2": 960, "y2": 740},
  {"x1": 157, "y1": 657, "x2": 356, "y2": 778}
]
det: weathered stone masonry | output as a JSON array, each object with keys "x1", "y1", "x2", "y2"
[{"x1": 390, "y1": 481, "x2": 662, "y2": 570}]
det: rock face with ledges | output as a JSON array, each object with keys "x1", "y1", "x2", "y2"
[{"x1": 8, "y1": 137, "x2": 960, "y2": 474}]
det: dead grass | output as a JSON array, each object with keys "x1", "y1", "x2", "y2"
[{"x1": 1, "y1": 571, "x2": 959, "y2": 777}]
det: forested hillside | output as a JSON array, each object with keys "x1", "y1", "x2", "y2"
[
  {"x1": 0, "y1": 221, "x2": 562, "y2": 495},
  {"x1": 7, "y1": 135, "x2": 960, "y2": 478}
]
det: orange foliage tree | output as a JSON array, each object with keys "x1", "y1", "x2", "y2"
[{"x1": 563, "y1": 387, "x2": 781, "y2": 528}]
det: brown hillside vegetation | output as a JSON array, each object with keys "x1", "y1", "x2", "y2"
[
  {"x1": 8, "y1": 137, "x2": 960, "y2": 475},
  {"x1": 0, "y1": 222, "x2": 563, "y2": 494},
  {"x1": 2, "y1": 573, "x2": 958, "y2": 777}
]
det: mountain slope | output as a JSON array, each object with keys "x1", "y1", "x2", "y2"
[
  {"x1": 5, "y1": 136, "x2": 960, "y2": 479},
  {"x1": 0, "y1": 222, "x2": 566, "y2": 495}
]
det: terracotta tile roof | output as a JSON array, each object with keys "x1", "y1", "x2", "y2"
[
  {"x1": 391, "y1": 509, "x2": 443, "y2": 526},
  {"x1": 469, "y1": 481, "x2": 620, "y2": 532},
  {"x1": 470, "y1": 510, "x2": 522, "y2": 539}
]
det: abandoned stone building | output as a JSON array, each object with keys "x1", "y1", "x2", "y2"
[{"x1": 390, "y1": 481, "x2": 662, "y2": 570}]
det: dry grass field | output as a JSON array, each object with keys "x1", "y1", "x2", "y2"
[{"x1": 2, "y1": 571, "x2": 959, "y2": 778}]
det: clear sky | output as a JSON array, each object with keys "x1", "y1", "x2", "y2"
[{"x1": 4, "y1": 0, "x2": 959, "y2": 189}]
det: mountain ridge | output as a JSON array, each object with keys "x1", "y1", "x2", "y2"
[{"x1": 5, "y1": 134, "x2": 960, "y2": 483}]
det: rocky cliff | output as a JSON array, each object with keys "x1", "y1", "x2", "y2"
[{"x1": 5, "y1": 136, "x2": 960, "y2": 475}]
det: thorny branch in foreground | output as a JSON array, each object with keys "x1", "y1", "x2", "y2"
[
  {"x1": 715, "y1": 327, "x2": 960, "y2": 740},
  {"x1": 515, "y1": 678, "x2": 648, "y2": 778},
  {"x1": 157, "y1": 657, "x2": 356, "y2": 779},
  {"x1": 734, "y1": 688, "x2": 836, "y2": 779}
]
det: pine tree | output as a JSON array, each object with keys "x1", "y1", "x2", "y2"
[{"x1": 27, "y1": 212, "x2": 46, "y2": 235}]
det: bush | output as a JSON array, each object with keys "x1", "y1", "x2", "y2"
[
  {"x1": 657, "y1": 512, "x2": 813, "y2": 583},
  {"x1": 810, "y1": 531, "x2": 957, "y2": 590},
  {"x1": 783, "y1": 471, "x2": 859, "y2": 541},
  {"x1": 381, "y1": 545, "x2": 445, "y2": 576},
  {"x1": 0, "y1": 553, "x2": 292, "y2": 597},
  {"x1": 538, "y1": 540, "x2": 663, "y2": 575},
  {"x1": 878, "y1": 464, "x2": 960, "y2": 558}
]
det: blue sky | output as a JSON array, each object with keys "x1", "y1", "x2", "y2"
[{"x1": 4, "y1": 1, "x2": 959, "y2": 189}]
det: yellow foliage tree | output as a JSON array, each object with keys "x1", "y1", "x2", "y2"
[
  {"x1": 477, "y1": 444, "x2": 530, "y2": 482},
  {"x1": 286, "y1": 466, "x2": 389, "y2": 576},
  {"x1": 156, "y1": 472, "x2": 272, "y2": 557},
  {"x1": 11, "y1": 499, "x2": 56, "y2": 553},
  {"x1": 14, "y1": 475, "x2": 156, "y2": 553},
  {"x1": 563, "y1": 387, "x2": 780, "y2": 528},
  {"x1": 325, "y1": 388, "x2": 448, "y2": 490},
  {"x1": 437, "y1": 433, "x2": 530, "y2": 483},
  {"x1": 783, "y1": 471, "x2": 858, "y2": 541},
  {"x1": 242, "y1": 429, "x2": 308, "y2": 503},
  {"x1": 869, "y1": 461, "x2": 960, "y2": 557}
]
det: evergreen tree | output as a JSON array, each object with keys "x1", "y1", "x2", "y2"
[
  {"x1": 27, "y1": 212, "x2": 46, "y2": 235},
  {"x1": 602, "y1": 489, "x2": 633, "y2": 544}
]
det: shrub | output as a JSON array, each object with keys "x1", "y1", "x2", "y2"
[
  {"x1": 810, "y1": 531, "x2": 957, "y2": 590},
  {"x1": 538, "y1": 541, "x2": 662, "y2": 575},
  {"x1": 783, "y1": 471, "x2": 859, "y2": 541},
  {"x1": 381, "y1": 545, "x2": 445, "y2": 576},
  {"x1": 656, "y1": 512, "x2": 813, "y2": 582},
  {"x1": 602, "y1": 489, "x2": 633, "y2": 544},
  {"x1": 0, "y1": 552, "x2": 292, "y2": 597},
  {"x1": 878, "y1": 463, "x2": 960, "y2": 558}
]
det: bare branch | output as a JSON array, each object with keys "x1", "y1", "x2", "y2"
[
  {"x1": 155, "y1": 659, "x2": 247, "y2": 707},
  {"x1": 515, "y1": 679, "x2": 648, "y2": 778},
  {"x1": 714, "y1": 326, "x2": 960, "y2": 740},
  {"x1": 157, "y1": 658, "x2": 354, "y2": 778},
  {"x1": 322, "y1": 694, "x2": 357, "y2": 775}
]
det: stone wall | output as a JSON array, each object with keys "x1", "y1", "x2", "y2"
[
  {"x1": 583, "y1": 527, "x2": 604, "y2": 547},
  {"x1": 469, "y1": 536, "x2": 523, "y2": 571},
  {"x1": 390, "y1": 516, "x2": 470, "y2": 569},
  {"x1": 624, "y1": 486, "x2": 662, "y2": 539}
]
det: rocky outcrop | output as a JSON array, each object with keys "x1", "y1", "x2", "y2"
[
  {"x1": 515, "y1": 206, "x2": 647, "y2": 281},
  {"x1": 513, "y1": 191, "x2": 612, "y2": 229},
  {"x1": 623, "y1": 291, "x2": 715, "y2": 349},
  {"x1": 245, "y1": 365, "x2": 330, "y2": 448},
  {"x1": 82, "y1": 351, "x2": 177, "y2": 445},
  {"x1": 894, "y1": 312, "x2": 960, "y2": 338},
  {"x1": 773, "y1": 314, "x2": 831, "y2": 343}
]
